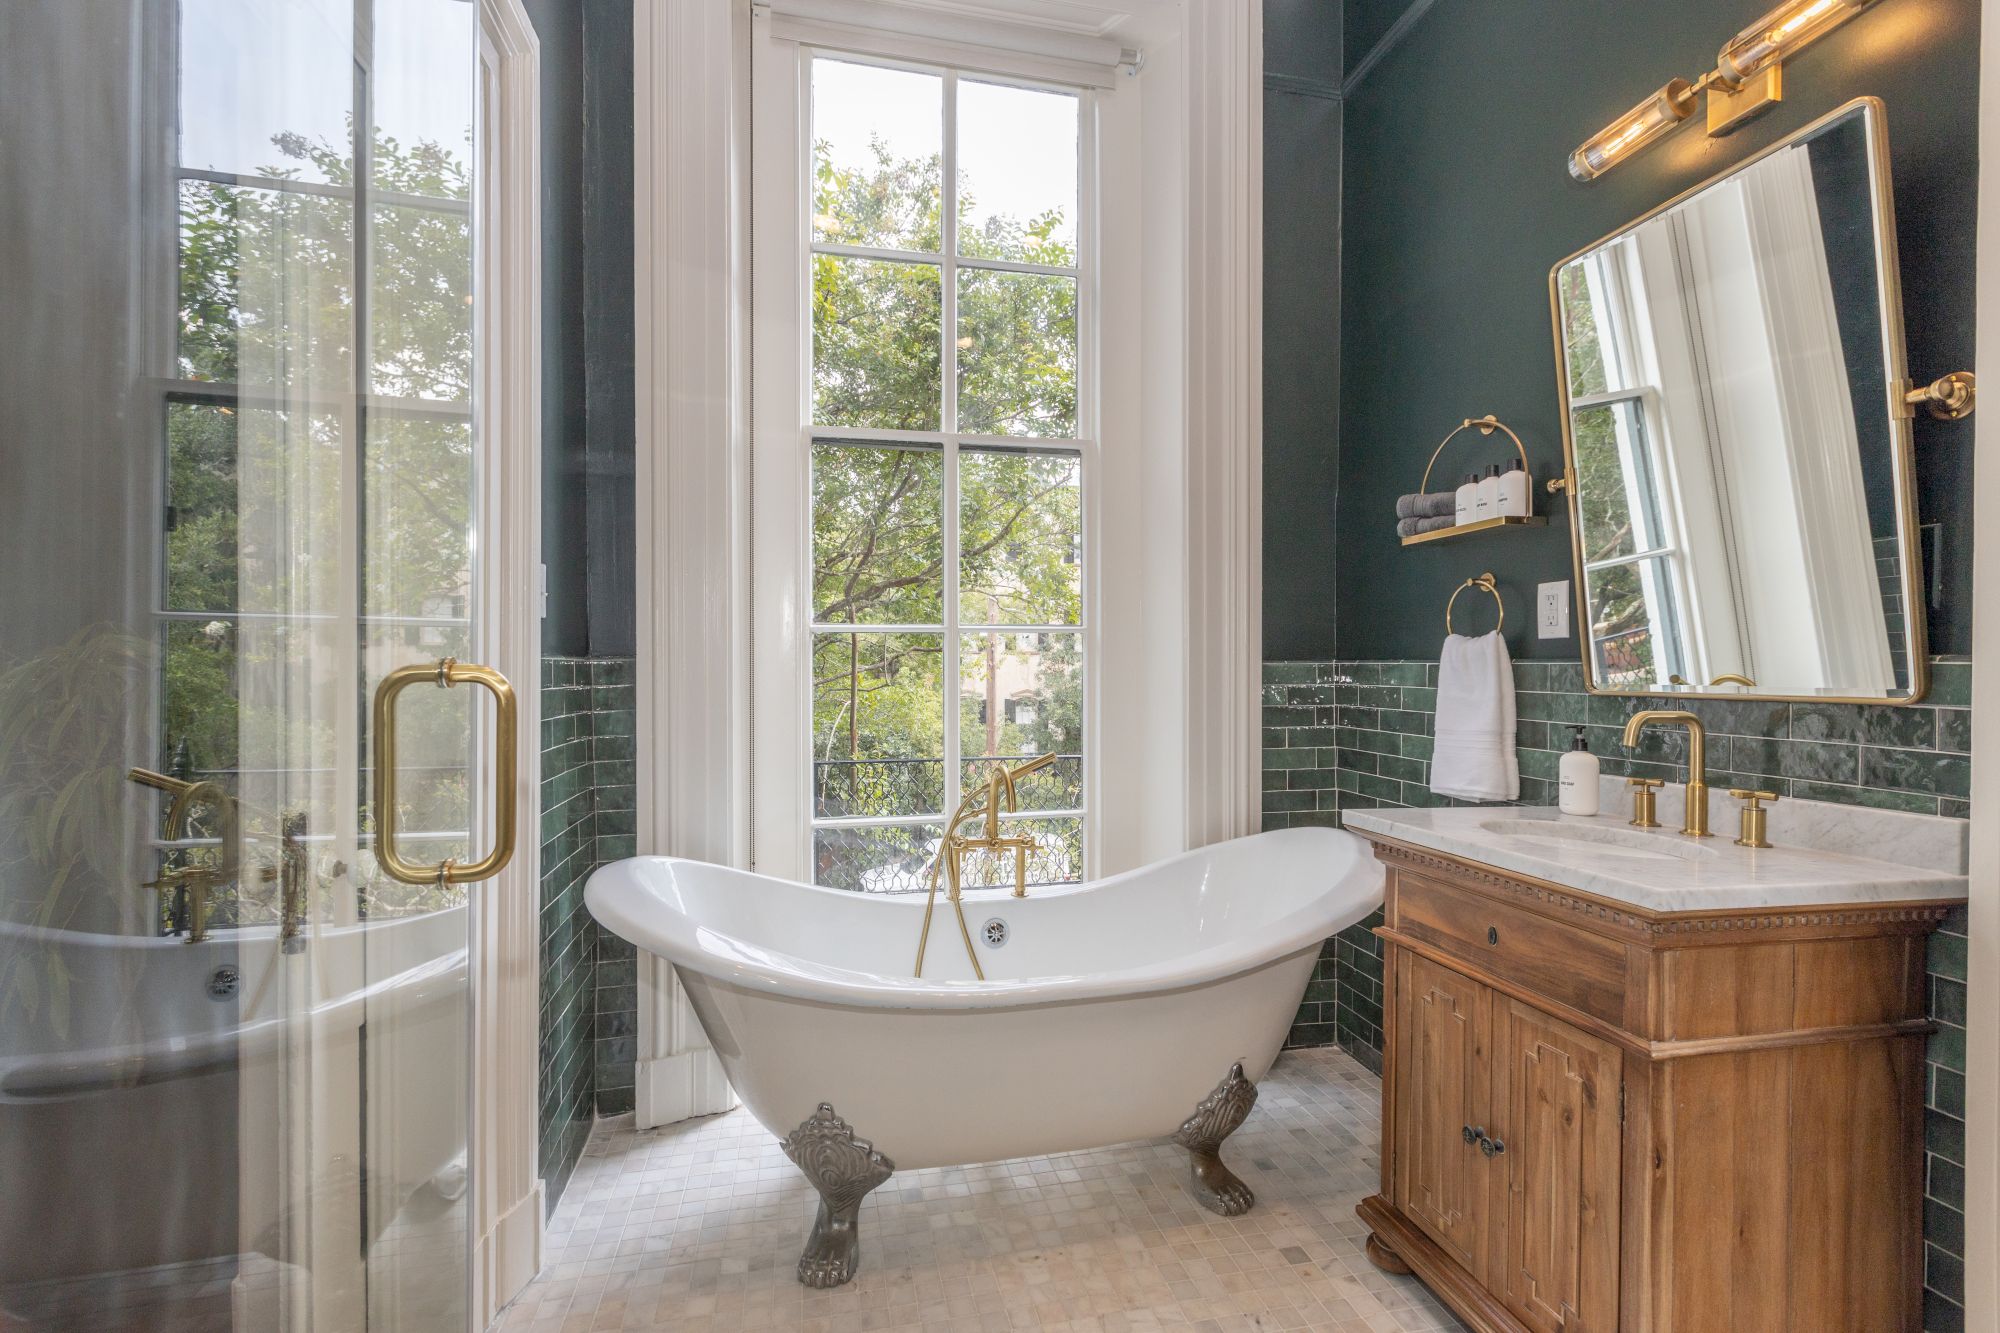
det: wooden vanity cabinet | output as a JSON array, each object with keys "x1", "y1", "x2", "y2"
[{"x1": 1355, "y1": 834, "x2": 1955, "y2": 1333}]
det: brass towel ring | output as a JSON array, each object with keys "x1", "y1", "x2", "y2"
[
  {"x1": 1419, "y1": 415, "x2": 1531, "y2": 495},
  {"x1": 1446, "y1": 573, "x2": 1504, "y2": 635}
]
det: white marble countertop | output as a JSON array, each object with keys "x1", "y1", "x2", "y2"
[{"x1": 1341, "y1": 802, "x2": 1968, "y2": 913}]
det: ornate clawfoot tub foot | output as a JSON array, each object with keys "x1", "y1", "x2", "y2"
[
  {"x1": 779, "y1": 1104, "x2": 895, "y2": 1289},
  {"x1": 1172, "y1": 1062, "x2": 1259, "y2": 1216}
]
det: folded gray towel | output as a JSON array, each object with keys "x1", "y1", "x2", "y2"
[
  {"x1": 1395, "y1": 491, "x2": 1457, "y2": 520},
  {"x1": 1396, "y1": 514, "x2": 1456, "y2": 538}
]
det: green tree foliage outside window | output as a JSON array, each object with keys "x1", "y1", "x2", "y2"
[
  {"x1": 165, "y1": 127, "x2": 477, "y2": 925},
  {"x1": 808, "y1": 105, "x2": 1085, "y2": 889}
]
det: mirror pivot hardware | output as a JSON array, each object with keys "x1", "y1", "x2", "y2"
[{"x1": 1901, "y1": 372, "x2": 1976, "y2": 421}]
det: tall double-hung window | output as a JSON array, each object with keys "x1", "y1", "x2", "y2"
[
  {"x1": 161, "y1": 0, "x2": 477, "y2": 928},
  {"x1": 801, "y1": 55, "x2": 1090, "y2": 893},
  {"x1": 1559, "y1": 249, "x2": 1690, "y2": 691}
]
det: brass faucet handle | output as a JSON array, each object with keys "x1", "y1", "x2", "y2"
[
  {"x1": 1728, "y1": 789, "x2": 1779, "y2": 849},
  {"x1": 140, "y1": 865, "x2": 223, "y2": 943},
  {"x1": 1627, "y1": 777, "x2": 1664, "y2": 829}
]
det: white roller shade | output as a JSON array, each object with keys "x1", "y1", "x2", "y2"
[{"x1": 759, "y1": 0, "x2": 1140, "y2": 88}]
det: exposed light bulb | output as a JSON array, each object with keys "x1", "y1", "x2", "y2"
[{"x1": 1568, "y1": 80, "x2": 1696, "y2": 182}]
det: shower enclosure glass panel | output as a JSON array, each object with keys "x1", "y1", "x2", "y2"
[{"x1": 1, "y1": 1, "x2": 480, "y2": 1328}]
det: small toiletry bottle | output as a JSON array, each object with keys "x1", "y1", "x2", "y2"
[
  {"x1": 1455, "y1": 472, "x2": 1478, "y2": 526},
  {"x1": 1474, "y1": 463, "x2": 1500, "y2": 520},
  {"x1": 1559, "y1": 727, "x2": 1600, "y2": 815},
  {"x1": 1497, "y1": 457, "x2": 1531, "y2": 517}
]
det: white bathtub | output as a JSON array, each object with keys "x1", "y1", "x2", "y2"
[
  {"x1": 0, "y1": 910, "x2": 467, "y2": 1293},
  {"x1": 588, "y1": 826, "x2": 1382, "y2": 1283}
]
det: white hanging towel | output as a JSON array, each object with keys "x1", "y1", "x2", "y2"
[{"x1": 1429, "y1": 631, "x2": 1519, "y2": 803}]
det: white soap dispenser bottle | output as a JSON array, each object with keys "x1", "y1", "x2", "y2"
[
  {"x1": 1559, "y1": 726, "x2": 1600, "y2": 815},
  {"x1": 1454, "y1": 472, "x2": 1479, "y2": 526},
  {"x1": 1497, "y1": 457, "x2": 1531, "y2": 517},
  {"x1": 1474, "y1": 463, "x2": 1500, "y2": 520}
]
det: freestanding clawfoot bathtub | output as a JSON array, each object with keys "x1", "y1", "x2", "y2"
[{"x1": 586, "y1": 825, "x2": 1383, "y2": 1288}]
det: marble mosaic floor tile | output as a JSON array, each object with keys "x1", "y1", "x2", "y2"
[{"x1": 500, "y1": 1047, "x2": 1464, "y2": 1333}]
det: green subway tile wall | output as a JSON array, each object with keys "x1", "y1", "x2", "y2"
[
  {"x1": 537, "y1": 656, "x2": 637, "y2": 1215},
  {"x1": 1262, "y1": 657, "x2": 1972, "y2": 1329},
  {"x1": 590, "y1": 659, "x2": 639, "y2": 1118}
]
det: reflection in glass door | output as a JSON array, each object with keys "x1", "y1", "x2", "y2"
[{"x1": 1, "y1": 1, "x2": 489, "y2": 1328}]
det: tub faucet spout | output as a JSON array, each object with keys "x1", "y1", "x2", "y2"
[
  {"x1": 913, "y1": 753, "x2": 1060, "y2": 979},
  {"x1": 957, "y1": 752, "x2": 1057, "y2": 899},
  {"x1": 129, "y1": 768, "x2": 242, "y2": 942}
]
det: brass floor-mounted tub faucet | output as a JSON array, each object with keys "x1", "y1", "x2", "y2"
[
  {"x1": 129, "y1": 767, "x2": 239, "y2": 943},
  {"x1": 913, "y1": 753, "x2": 1059, "y2": 979}
]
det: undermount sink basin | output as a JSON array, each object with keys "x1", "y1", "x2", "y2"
[{"x1": 1475, "y1": 818, "x2": 1719, "y2": 863}]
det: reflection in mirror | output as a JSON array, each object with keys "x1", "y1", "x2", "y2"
[{"x1": 1553, "y1": 101, "x2": 1922, "y2": 701}]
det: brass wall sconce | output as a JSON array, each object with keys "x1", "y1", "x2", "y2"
[{"x1": 1570, "y1": 0, "x2": 1876, "y2": 181}]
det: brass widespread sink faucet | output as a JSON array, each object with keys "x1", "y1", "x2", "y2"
[{"x1": 1620, "y1": 710, "x2": 1711, "y2": 837}]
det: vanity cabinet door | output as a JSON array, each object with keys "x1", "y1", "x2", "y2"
[
  {"x1": 1490, "y1": 997, "x2": 1622, "y2": 1333},
  {"x1": 1391, "y1": 953, "x2": 1492, "y2": 1279}
]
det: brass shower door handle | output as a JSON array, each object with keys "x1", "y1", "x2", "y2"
[{"x1": 371, "y1": 658, "x2": 518, "y2": 886}]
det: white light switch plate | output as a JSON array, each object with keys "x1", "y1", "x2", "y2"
[{"x1": 1538, "y1": 581, "x2": 1571, "y2": 639}]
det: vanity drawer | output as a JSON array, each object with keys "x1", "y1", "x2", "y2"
[{"x1": 1389, "y1": 870, "x2": 1630, "y2": 1025}]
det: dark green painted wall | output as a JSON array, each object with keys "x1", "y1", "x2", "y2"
[
  {"x1": 1263, "y1": 0, "x2": 1344, "y2": 659},
  {"x1": 527, "y1": 0, "x2": 590, "y2": 656},
  {"x1": 1337, "y1": 0, "x2": 1979, "y2": 662},
  {"x1": 582, "y1": 0, "x2": 637, "y2": 658},
  {"x1": 529, "y1": 0, "x2": 635, "y2": 658},
  {"x1": 1344, "y1": 0, "x2": 1422, "y2": 79},
  {"x1": 525, "y1": 0, "x2": 636, "y2": 1212},
  {"x1": 1268, "y1": 0, "x2": 1345, "y2": 80}
]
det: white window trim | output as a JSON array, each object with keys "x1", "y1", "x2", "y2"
[
  {"x1": 752, "y1": 40, "x2": 1099, "y2": 888},
  {"x1": 470, "y1": 0, "x2": 546, "y2": 1324},
  {"x1": 634, "y1": 0, "x2": 1262, "y2": 1127},
  {"x1": 631, "y1": 0, "x2": 746, "y2": 1131}
]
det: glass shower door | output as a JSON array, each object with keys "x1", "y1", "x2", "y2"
[{"x1": 0, "y1": 1, "x2": 487, "y2": 1328}]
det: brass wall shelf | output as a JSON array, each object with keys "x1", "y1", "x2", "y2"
[
  {"x1": 1418, "y1": 415, "x2": 1530, "y2": 494},
  {"x1": 1399, "y1": 514, "x2": 1547, "y2": 547},
  {"x1": 1408, "y1": 415, "x2": 1544, "y2": 545}
]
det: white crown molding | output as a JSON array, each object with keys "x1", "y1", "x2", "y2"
[
  {"x1": 471, "y1": 0, "x2": 545, "y2": 1324},
  {"x1": 631, "y1": 0, "x2": 743, "y2": 1130}
]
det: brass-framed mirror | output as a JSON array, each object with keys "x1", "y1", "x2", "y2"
[{"x1": 1549, "y1": 97, "x2": 1929, "y2": 704}]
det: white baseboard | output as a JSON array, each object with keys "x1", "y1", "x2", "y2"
[
  {"x1": 636, "y1": 1047, "x2": 737, "y2": 1129},
  {"x1": 475, "y1": 1179, "x2": 543, "y2": 1330}
]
